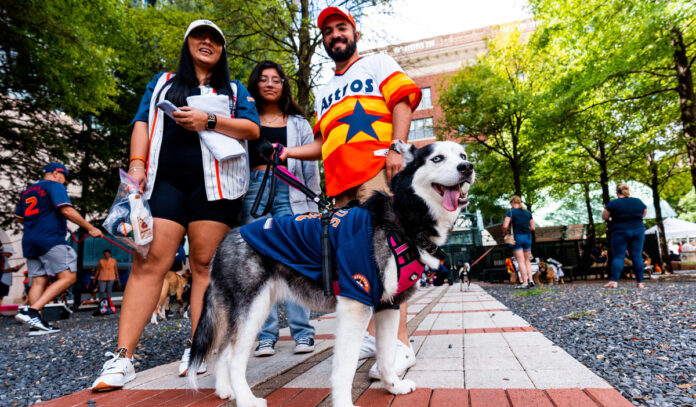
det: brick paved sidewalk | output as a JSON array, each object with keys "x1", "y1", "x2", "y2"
[{"x1": 37, "y1": 284, "x2": 633, "y2": 407}]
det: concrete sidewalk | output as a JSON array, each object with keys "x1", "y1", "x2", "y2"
[{"x1": 37, "y1": 284, "x2": 634, "y2": 406}]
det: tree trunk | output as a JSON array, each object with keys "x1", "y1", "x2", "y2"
[
  {"x1": 296, "y1": 0, "x2": 313, "y2": 117},
  {"x1": 584, "y1": 183, "x2": 596, "y2": 247},
  {"x1": 511, "y1": 159, "x2": 522, "y2": 197},
  {"x1": 650, "y1": 162, "x2": 672, "y2": 274},
  {"x1": 671, "y1": 28, "x2": 696, "y2": 190}
]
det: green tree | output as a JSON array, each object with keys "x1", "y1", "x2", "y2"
[
  {"x1": 439, "y1": 28, "x2": 544, "y2": 214},
  {"x1": 530, "y1": 0, "x2": 696, "y2": 189}
]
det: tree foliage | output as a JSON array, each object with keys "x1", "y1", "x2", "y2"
[{"x1": 439, "y1": 28, "x2": 544, "y2": 215}]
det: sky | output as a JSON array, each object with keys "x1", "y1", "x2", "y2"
[
  {"x1": 315, "y1": 0, "x2": 531, "y2": 85},
  {"x1": 359, "y1": 0, "x2": 532, "y2": 50}
]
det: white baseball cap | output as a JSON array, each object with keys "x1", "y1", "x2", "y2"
[{"x1": 184, "y1": 19, "x2": 226, "y2": 45}]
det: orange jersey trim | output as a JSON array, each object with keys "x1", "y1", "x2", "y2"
[
  {"x1": 334, "y1": 57, "x2": 363, "y2": 75},
  {"x1": 214, "y1": 157, "x2": 223, "y2": 199},
  {"x1": 379, "y1": 72, "x2": 422, "y2": 111},
  {"x1": 146, "y1": 72, "x2": 173, "y2": 176}
]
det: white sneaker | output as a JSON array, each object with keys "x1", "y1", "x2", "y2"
[
  {"x1": 368, "y1": 340, "x2": 416, "y2": 380},
  {"x1": 178, "y1": 340, "x2": 207, "y2": 377},
  {"x1": 358, "y1": 332, "x2": 376, "y2": 359},
  {"x1": 91, "y1": 348, "x2": 136, "y2": 391}
]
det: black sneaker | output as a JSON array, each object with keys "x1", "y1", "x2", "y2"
[
  {"x1": 254, "y1": 339, "x2": 276, "y2": 357},
  {"x1": 294, "y1": 337, "x2": 315, "y2": 354},
  {"x1": 29, "y1": 325, "x2": 61, "y2": 336},
  {"x1": 15, "y1": 307, "x2": 59, "y2": 333},
  {"x1": 528, "y1": 281, "x2": 536, "y2": 288}
]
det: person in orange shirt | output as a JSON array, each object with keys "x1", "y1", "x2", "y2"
[
  {"x1": 94, "y1": 250, "x2": 120, "y2": 302},
  {"x1": 280, "y1": 6, "x2": 421, "y2": 382}
]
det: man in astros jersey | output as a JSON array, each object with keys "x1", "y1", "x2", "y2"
[{"x1": 280, "y1": 6, "x2": 422, "y2": 378}]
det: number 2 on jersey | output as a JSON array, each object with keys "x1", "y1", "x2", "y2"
[{"x1": 25, "y1": 196, "x2": 39, "y2": 216}]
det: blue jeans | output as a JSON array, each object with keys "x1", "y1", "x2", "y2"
[
  {"x1": 610, "y1": 227, "x2": 645, "y2": 283},
  {"x1": 241, "y1": 171, "x2": 315, "y2": 342},
  {"x1": 241, "y1": 171, "x2": 293, "y2": 225}
]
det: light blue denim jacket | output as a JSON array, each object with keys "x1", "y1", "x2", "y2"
[{"x1": 286, "y1": 115, "x2": 321, "y2": 214}]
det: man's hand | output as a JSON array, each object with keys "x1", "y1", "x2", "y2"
[
  {"x1": 172, "y1": 107, "x2": 208, "y2": 132},
  {"x1": 88, "y1": 227, "x2": 104, "y2": 239},
  {"x1": 385, "y1": 149, "x2": 403, "y2": 180}
]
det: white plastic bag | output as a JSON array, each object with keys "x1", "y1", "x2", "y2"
[{"x1": 103, "y1": 169, "x2": 154, "y2": 257}]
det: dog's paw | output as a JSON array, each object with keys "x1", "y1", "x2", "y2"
[
  {"x1": 216, "y1": 390, "x2": 233, "y2": 400},
  {"x1": 385, "y1": 378, "x2": 416, "y2": 395},
  {"x1": 214, "y1": 382, "x2": 234, "y2": 400}
]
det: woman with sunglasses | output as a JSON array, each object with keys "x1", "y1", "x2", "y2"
[
  {"x1": 242, "y1": 61, "x2": 320, "y2": 357},
  {"x1": 91, "y1": 20, "x2": 260, "y2": 391}
]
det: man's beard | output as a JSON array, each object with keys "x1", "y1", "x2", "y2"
[{"x1": 325, "y1": 34, "x2": 357, "y2": 63}]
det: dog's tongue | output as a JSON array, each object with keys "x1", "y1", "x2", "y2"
[{"x1": 442, "y1": 187, "x2": 460, "y2": 212}]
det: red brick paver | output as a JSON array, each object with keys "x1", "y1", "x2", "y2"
[
  {"x1": 584, "y1": 388, "x2": 635, "y2": 407},
  {"x1": 506, "y1": 389, "x2": 554, "y2": 407},
  {"x1": 546, "y1": 388, "x2": 598, "y2": 407},
  {"x1": 469, "y1": 389, "x2": 510, "y2": 407},
  {"x1": 430, "y1": 389, "x2": 468, "y2": 406}
]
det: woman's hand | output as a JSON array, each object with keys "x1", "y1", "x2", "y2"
[
  {"x1": 128, "y1": 168, "x2": 147, "y2": 194},
  {"x1": 172, "y1": 107, "x2": 209, "y2": 132}
]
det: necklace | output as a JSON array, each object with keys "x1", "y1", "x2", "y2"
[{"x1": 262, "y1": 114, "x2": 283, "y2": 125}]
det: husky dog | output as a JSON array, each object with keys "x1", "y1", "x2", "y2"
[{"x1": 188, "y1": 141, "x2": 474, "y2": 407}]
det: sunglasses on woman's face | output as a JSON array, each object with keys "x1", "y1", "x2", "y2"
[{"x1": 259, "y1": 76, "x2": 284, "y2": 86}]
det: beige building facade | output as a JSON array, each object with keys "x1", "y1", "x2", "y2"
[{"x1": 366, "y1": 20, "x2": 536, "y2": 147}]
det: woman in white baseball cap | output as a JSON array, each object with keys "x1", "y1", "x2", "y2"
[{"x1": 91, "y1": 19, "x2": 261, "y2": 391}]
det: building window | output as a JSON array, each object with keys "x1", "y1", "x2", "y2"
[
  {"x1": 409, "y1": 117, "x2": 434, "y2": 140},
  {"x1": 418, "y1": 87, "x2": 432, "y2": 110}
]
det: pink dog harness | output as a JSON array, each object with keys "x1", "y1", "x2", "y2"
[{"x1": 388, "y1": 232, "x2": 426, "y2": 295}]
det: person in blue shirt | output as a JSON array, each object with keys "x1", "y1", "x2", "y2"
[
  {"x1": 14, "y1": 163, "x2": 103, "y2": 335},
  {"x1": 503, "y1": 195, "x2": 536, "y2": 289},
  {"x1": 602, "y1": 183, "x2": 648, "y2": 289}
]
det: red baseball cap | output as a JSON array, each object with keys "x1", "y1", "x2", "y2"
[{"x1": 317, "y1": 6, "x2": 356, "y2": 31}]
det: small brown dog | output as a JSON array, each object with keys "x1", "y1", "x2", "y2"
[
  {"x1": 538, "y1": 261, "x2": 565, "y2": 285},
  {"x1": 150, "y1": 271, "x2": 187, "y2": 325}
]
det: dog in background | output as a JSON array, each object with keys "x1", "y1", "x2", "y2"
[
  {"x1": 459, "y1": 262, "x2": 470, "y2": 291},
  {"x1": 187, "y1": 141, "x2": 474, "y2": 407},
  {"x1": 150, "y1": 271, "x2": 188, "y2": 325},
  {"x1": 538, "y1": 258, "x2": 565, "y2": 285}
]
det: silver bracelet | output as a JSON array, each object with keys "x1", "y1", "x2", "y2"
[{"x1": 128, "y1": 166, "x2": 145, "y2": 172}]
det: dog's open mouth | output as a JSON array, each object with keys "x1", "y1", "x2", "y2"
[{"x1": 433, "y1": 182, "x2": 470, "y2": 212}]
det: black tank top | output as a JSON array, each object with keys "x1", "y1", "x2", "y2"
[{"x1": 248, "y1": 126, "x2": 288, "y2": 168}]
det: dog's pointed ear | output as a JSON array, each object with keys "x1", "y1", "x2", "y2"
[{"x1": 396, "y1": 140, "x2": 417, "y2": 167}]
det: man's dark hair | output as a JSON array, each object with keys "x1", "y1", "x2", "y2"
[
  {"x1": 247, "y1": 60, "x2": 306, "y2": 119},
  {"x1": 156, "y1": 29, "x2": 233, "y2": 107},
  {"x1": 103, "y1": 249, "x2": 111, "y2": 255}
]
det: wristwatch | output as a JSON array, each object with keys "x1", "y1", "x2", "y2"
[
  {"x1": 388, "y1": 143, "x2": 401, "y2": 154},
  {"x1": 206, "y1": 113, "x2": 217, "y2": 130}
]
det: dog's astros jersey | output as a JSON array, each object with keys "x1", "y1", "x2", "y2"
[
  {"x1": 239, "y1": 208, "x2": 383, "y2": 307},
  {"x1": 314, "y1": 54, "x2": 422, "y2": 196}
]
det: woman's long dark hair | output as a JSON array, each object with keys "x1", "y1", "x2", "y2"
[
  {"x1": 247, "y1": 61, "x2": 306, "y2": 119},
  {"x1": 157, "y1": 33, "x2": 232, "y2": 106}
]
